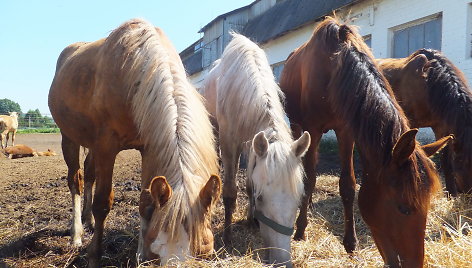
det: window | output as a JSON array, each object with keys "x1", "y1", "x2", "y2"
[
  {"x1": 468, "y1": 3, "x2": 472, "y2": 57},
  {"x1": 392, "y1": 14, "x2": 442, "y2": 58},
  {"x1": 271, "y1": 61, "x2": 285, "y2": 82},
  {"x1": 363, "y1": 35, "x2": 372, "y2": 48}
]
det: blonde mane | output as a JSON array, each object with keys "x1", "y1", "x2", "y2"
[
  {"x1": 217, "y1": 33, "x2": 303, "y2": 198},
  {"x1": 107, "y1": 19, "x2": 219, "y2": 249}
]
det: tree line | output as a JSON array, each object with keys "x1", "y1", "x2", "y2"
[{"x1": 0, "y1": 98, "x2": 57, "y2": 129}]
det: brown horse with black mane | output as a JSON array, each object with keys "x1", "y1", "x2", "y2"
[
  {"x1": 49, "y1": 19, "x2": 221, "y2": 267},
  {"x1": 280, "y1": 17, "x2": 451, "y2": 267},
  {"x1": 378, "y1": 49, "x2": 472, "y2": 196}
]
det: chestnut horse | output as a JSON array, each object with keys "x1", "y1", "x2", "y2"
[
  {"x1": 201, "y1": 33, "x2": 310, "y2": 267},
  {"x1": 0, "y1": 112, "x2": 19, "y2": 149},
  {"x1": 49, "y1": 19, "x2": 221, "y2": 267},
  {"x1": 280, "y1": 17, "x2": 450, "y2": 267},
  {"x1": 378, "y1": 49, "x2": 472, "y2": 196}
]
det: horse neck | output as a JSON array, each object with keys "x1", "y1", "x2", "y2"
[{"x1": 330, "y1": 46, "x2": 409, "y2": 165}]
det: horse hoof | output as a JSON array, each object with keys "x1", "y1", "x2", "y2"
[
  {"x1": 246, "y1": 218, "x2": 259, "y2": 229},
  {"x1": 293, "y1": 232, "x2": 306, "y2": 241},
  {"x1": 223, "y1": 231, "x2": 233, "y2": 246},
  {"x1": 87, "y1": 259, "x2": 100, "y2": 268},
  {"x1": 343, "y1": 241, "x2": 357, "y2": 253},
  {"x1": 71, "y1": 238, "x2": 83, "y2": 247}
]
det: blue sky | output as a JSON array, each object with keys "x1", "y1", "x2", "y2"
[{"x1": 0, "y1": 1, "x2": 253, "y2": 115}]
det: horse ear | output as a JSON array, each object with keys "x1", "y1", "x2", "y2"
[
  {"x1": 392, "y1": 129, "x2": 418, "y2": 164},
  {"x1": 292, "y1": 131, "x2": 311, "y2": 157},
  {"x1": 253, "y1": 131, "x2": 269, "y2": 157},
  {"x1": 199, "y1": 175, "x2": 222, "y2": 210},
  {"x1": 406, "y1": 54, "x2": 429, "y2": 77},
  {"x1": 149, "y1": 176, "x2": 172, "y2": 207},
  {"x1": 422, "y1": 135, "x2": 454, "y2": 157}
]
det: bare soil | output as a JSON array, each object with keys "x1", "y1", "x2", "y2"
[{"x1": 1, "y1": 133, "x2": 469, "y2": 268}]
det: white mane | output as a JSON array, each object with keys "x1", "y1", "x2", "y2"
[
  {"x1": 216, "y1": 33, "x2": 303, "y2": 198},
  {"x1": 109, "y1": 19, "x2": 219, "y2": 245}
]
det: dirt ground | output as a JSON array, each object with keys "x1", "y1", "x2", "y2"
[{"x1": 0, "y1": 133, "x2": 470, "y2": 267}]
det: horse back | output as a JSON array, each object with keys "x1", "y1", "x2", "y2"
[
  {"x1": 49, "y1": 37, "x2": 139, "y2": 148},
  {"x1": 280, "y1": 43, "x2": 337, "y2": 130}
]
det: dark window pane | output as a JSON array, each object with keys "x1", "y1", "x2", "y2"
[
  {"x1": 394, "y1": 28, "x2": 409, "y2": 58},
  {"x1": 424, "y1": 18, "x2": 442, "y2": 50},
  {"x1": 408, "y1": 23, "x2": 425, "y2": 54}
]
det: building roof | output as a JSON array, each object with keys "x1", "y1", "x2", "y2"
[
  {"x1": 198, "y1": 2, "x2": 254, "y2": 33},
  {"x1": 243, "y1": 0, "x2": 360, "y2": 44}
]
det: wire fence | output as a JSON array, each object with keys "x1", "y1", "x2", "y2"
[{"x1": 1, "y1": 113, "x2": 58, "y2": 130}]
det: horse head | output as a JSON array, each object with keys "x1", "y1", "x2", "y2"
[
  {"x1": 247, "y1": 130, "x2": 310, "y2": 267},
  {"x1": 358, "y1": 129, "x2": 451, "y2": 267},
  {"x1": 139, "y1": 174, "x2": 221, "y2": 264}
]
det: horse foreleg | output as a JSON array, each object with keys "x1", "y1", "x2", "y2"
[
  {"x1": 432, "y1": 129, "x2": 457, "y2": 196},
  {"x1": 220, "y1": 137, "x2": 241, "y2": 245},
  {"x1": 83, "y1": 150, "x2": 95, "y2": 230},
  {"x1": 335, "y1": 129, "x2": 357, "y2": 253},
  {"x1": 87, "y1": 146, "x2": 118, "y2": 268},
  {"x1": 0, "y1": 133, "x2": 4, "y2": 149},
  {"x1": 441, "y1": 145, "x2": 457, "y2": 196},
  {"x1": 294, "y1": 129, "x2": 321, "y2": 241},
  {"x1": 11, "y1": 130, "x2": 16, "y2": 146},
  {"x1": 5, "y1": 132, "x2": 9, "y2": 148},
  {"x1": 62, "y1": 134, "x2": 84, "y2": 246}
]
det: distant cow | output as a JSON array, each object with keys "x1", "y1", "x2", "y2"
[{"x1": 0, "y1": 112, "x2": 19, "y2": 148}]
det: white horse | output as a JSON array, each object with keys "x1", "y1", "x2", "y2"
[
  {"x1": 0, "y1": 112, "x2": 19, "y2": 148},
  {"x1": 202, "y1": 33, "x2": 310, "y2": 267}
]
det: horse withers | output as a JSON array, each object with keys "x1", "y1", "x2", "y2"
[
  {"x1": 378, "y1": 49, "x2": 472, "y2": 196},
  {"x1": 49, "y1": 19, "x2": 221, "y2": 267},
  {"x1": 0, "y1": 112, "x2": 19, "y2": 148},
  {"x1": 280, "y1": 17, "x2": 451, "y2": 267},
  {"x1": 201, "y1": 33, "x2": 310, "y2": 267}
]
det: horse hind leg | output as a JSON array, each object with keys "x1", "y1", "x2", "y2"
[
  {"x1": 62, "y1": 133, "x2": 84, "y2": 246},
  {"x1": 220, "y1": 135, "x2": 241, "y2": 245},
  {"x1": 335, "y1": 129, "x2": 358, "y2": 253},
  {"x1": 83, "y1": 150, "x2": 95, "y2": 230},
  {"x1": 87, "y1": 142, "x2": 118, "y2": 267}
]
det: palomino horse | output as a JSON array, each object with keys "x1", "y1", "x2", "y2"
[
  {"x1": 378, "y1": 49, "x2": 472, "y2": 196},
  {"x1": 201, "y1": 33, "x2": 310, "y2": 267},
  {"x1": 49, "y1": 19, "x2": 221, "y2": 267},
  {"x1": 0, "y1": 144, "x2": 57, "y2": 159},
  {"x1": 0, "y1": 112, "x2": 19, "y2": 148},
  {"x1": 280, "y1": 17, "x2": 451, "y2": 267}
]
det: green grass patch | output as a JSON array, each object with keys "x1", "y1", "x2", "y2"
[{"x1": 17, "y1": 128, "x2": 60, "y2": 134}]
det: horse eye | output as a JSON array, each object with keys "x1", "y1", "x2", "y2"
[
  {"x1": 398, "y1": 204, "x2": 411, "y2": 215},
  {"x1": 257, "y1": 195, "x2": 263, "y2": 202}
]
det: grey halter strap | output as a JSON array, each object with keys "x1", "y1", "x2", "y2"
[{"x1": 254, "y1": 209, "x2": 295, "y2": 236}]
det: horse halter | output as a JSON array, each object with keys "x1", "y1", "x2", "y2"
[{"x1": 253, "y1": 208, "x2": 295, "y2": 236}]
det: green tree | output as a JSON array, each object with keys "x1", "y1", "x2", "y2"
[
  {"x1": 0, "y1": 98, "x2": 22, "y2": 115},
  {"x1": 21, "y1": 109, "x2": 56, "y2": 128}
]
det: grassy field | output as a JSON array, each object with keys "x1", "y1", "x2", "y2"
[{"x1": 17, "y1": 128, "x2": 60, "y2": 134}]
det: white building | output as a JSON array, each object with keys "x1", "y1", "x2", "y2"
[{"x1": 180, "y1": 0, "x2": 472, "y2": 88}]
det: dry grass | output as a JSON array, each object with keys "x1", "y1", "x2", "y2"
[{"x1": 136, "y1": 175, "x2": 472, "y2": 268}]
